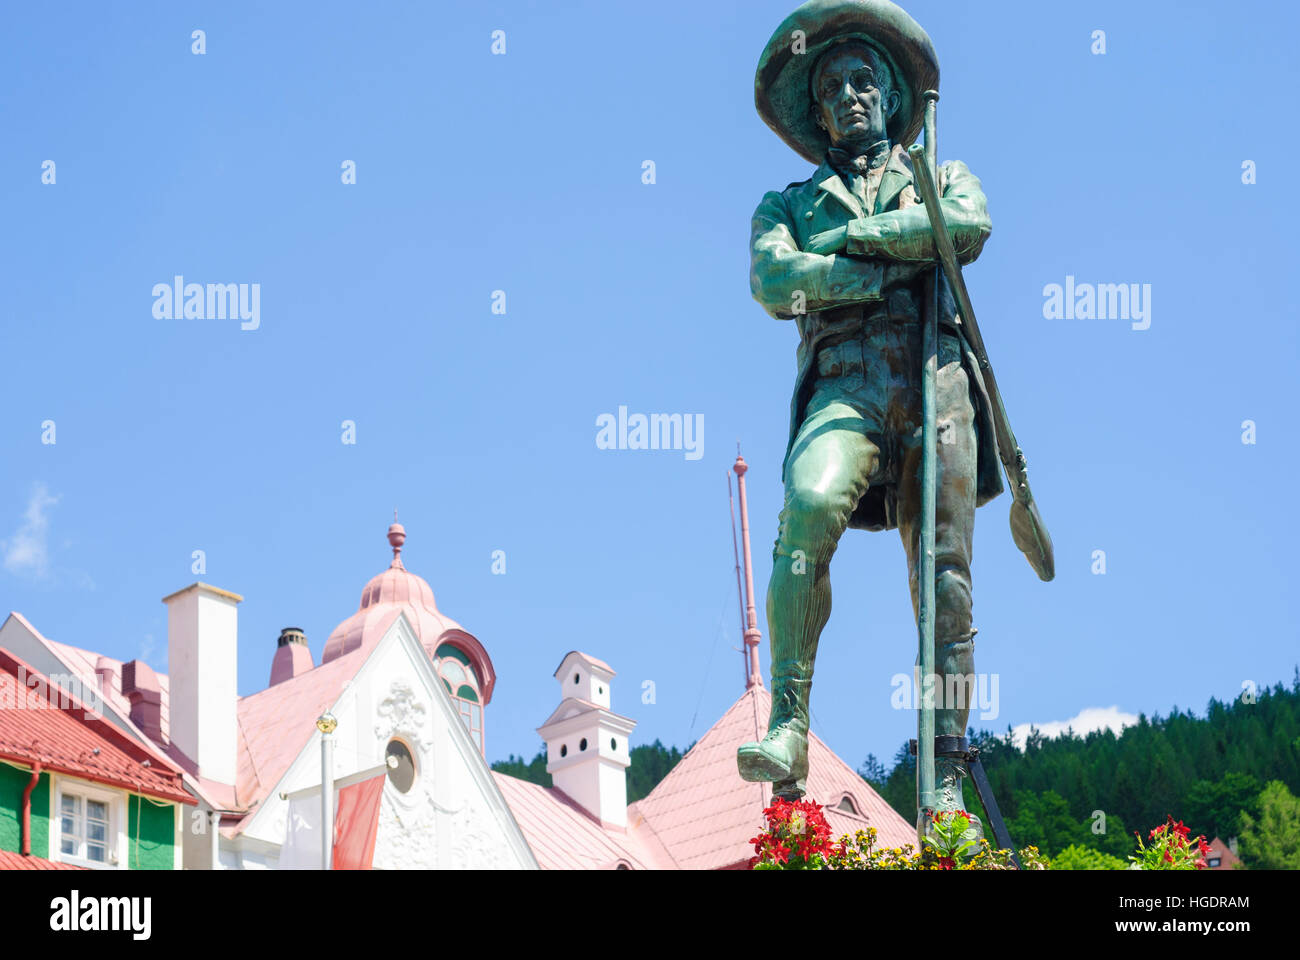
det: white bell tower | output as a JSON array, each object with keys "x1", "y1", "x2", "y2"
[{"x1": 537, "y1": 651, "x2": 636, "y2": 829}]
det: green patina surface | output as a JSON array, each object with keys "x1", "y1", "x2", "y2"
[
  {"x1": 0, "y1": 763, "x2": 50, "y2": 858},
  {"x1": 128, "y1": 795, "x2": 175, "y2": 870}
]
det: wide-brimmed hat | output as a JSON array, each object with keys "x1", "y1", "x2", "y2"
[{"x1": 755, "y1": 0, "x2": 939, "y2": 163}]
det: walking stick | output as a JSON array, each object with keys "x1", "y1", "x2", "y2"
[
  {"x1": 905, "y1": 146, "x2": 1055, "y2": 583},
  {"x1": 915, "y1": 90, "x2": 940, "y2": 847}
]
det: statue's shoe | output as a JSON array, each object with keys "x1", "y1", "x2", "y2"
[{"x1": 737, "y1": 728, "x2": 808, "y2": 784}]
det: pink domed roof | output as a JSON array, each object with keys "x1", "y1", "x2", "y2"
[{"x1": 321, "y1": 522, "x2": 468, "y2": 666}]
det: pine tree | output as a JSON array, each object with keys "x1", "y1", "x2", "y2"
[{"x1": 1238, "y1": 780, "x2": 1300, "y2": 869}]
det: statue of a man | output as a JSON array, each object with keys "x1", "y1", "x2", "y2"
[{"x1": 737, "y1": 0, "x2": 1003, "y2": 831}]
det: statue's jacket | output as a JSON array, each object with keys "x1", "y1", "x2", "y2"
[{"x1": 750, "y1": 143, "x2": 1004, "y2": 531}]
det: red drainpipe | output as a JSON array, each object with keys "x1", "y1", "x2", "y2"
[{"x1": 21, "y1": 762, "x2": 42, "y2": 857}]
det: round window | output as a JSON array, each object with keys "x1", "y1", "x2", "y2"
[
  {"x1": 611, "y1": 738, "x2": 617, "y2": 750},
  {"x1": 385, "y1": 739, "x2": 416, "y2": 793},
  {"x1": 560, "y1": 744, "x2": 568, "y2": 758},
  {"x1": 580, "y1": 738, "x2": 588, "y2": 752},
  {"x1": 574, "y1": 672, "x2": 580, "y2": 684}
]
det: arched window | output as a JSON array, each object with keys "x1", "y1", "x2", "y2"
[{"x1": 436, "y1": 644, "x2": 483, "y2": 754}]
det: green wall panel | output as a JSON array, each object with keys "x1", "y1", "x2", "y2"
[
  {"x1": 0, "y1": 763, "x2": 50, "y2": 858},
  {"x1": 128, "y1": 795, "x2": 175, "y2": 870}
]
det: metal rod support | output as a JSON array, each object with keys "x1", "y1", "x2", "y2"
[{"x1": 916, "y1": 89, "x2": 940, "y2": 845}]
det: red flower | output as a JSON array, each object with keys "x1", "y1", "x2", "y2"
[
  {"x1": 1163, "y1": 850, "x2": 1173, "y2": 864},
  {"x1": 938, "y1": 856, "x2": 955, "y2": 870},
  {"x1": 771, "y1": 842, "x2": 790, "y2": 865}
]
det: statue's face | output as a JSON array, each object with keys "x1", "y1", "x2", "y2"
[{"x1": 813, "y1": 45, "x2": 900, "y2": 148}]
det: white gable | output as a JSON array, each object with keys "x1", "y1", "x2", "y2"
[{"x1": 240, "y1": 612, "x2": 537, "y2": 869}]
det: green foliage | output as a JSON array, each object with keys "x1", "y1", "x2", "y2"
[
  {"x1": 857, "y1": 753, "x2": 888, "y2": 788},
  {"x1": 826, "y1": 826, "x2": 1050, "y2": 870},
  {"x1": 1006, "y1": 789, "x2": 1089, "y2": 857},
  {"x1": 491, "y1": 746, "x2": 552, "y2": 788},
  {"x1": 626, "y1": 740, "x2": 688, "y2": 803},
  {"x1": 860, "y1": 668, "x2": 1300, "y2": 868},
  {"x1": 1238, "y1": 780, "x2": 1300, "y2": 870},
  {"x1": 1051, "y1": 843, "x2": 1127, "y2": 871},
  {"x1": 1184, "y1": 772, "x2": 1262, "y2": 841}
]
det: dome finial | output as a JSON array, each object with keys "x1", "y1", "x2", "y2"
[{"x1": 387, "y1": 517, "x2": 406, "y2": 569}]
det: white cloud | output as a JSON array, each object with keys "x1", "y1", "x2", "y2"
[
  {"x1": 2, "y1": 483, "x2": 61, "y2": 577},
  {"x1": 1009, "y1": 705, "x2": 1139, "y2": 750}
]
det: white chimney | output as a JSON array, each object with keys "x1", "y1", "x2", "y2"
[
  {"x1": 538, "y1": 651, "x2": 636, "y2": 829},
  {"x1": 163, "y1": 582, "x2": 242, "y2": 784}
]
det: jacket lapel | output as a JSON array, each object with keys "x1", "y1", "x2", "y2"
[
  {"x1": 814, "y1": 163, "x2": 865, "y2": 218},
  {"x1": 874, "y1": 144, "x2": 914, "y2": 215},
  {"x1": 814, "y1": 146, "x2": 917, "y2": 219}
]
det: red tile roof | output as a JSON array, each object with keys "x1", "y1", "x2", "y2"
[
  {"x1": 492, "y1": 773, "x2": 673, "y2": 869},
  {"x1": 230, "y1": 645, "x2": 369, "y2": 825},
  {"x1": 41, "y1": 636, "x2": 172, "y2": 741},
  {"x1": 630, "y1": 686, "x2": 915, "y2": 868},
  {"x1": 0, "y1": 850, "x2": 86, "y2": 870},
  {"x1": 552, "y1": 651, "x2": 615, "y2": 677},
  {"x1": 0, "y1": 648, "x2": 193, "y2": 804}
]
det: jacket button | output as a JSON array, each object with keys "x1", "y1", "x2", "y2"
[{"x1": 804, "y1": 211, "x2": 814, "y2": 220}]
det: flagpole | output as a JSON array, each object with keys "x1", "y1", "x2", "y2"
[{"x1": 317, "y1": 713, "x2": 338, "y2": 870}]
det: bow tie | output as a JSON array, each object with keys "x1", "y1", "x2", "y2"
[{"x1": 827, "y1": 140, "x2": 891, "y2": 179}]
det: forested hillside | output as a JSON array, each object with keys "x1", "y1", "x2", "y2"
[{"x1": 861, "y1": 670, "x2": 1300, "y2": 864}]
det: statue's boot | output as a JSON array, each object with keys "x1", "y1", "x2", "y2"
[
  {"x1": 737, "y1": 552, "x2": 824, "y2": 799},
  {"x1": 737, "y1": 667, "x2": 811, "y2": 798}
]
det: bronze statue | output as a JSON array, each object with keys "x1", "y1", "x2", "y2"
[{"x1": 737, "y1": 0, "x2": 1053, "y2": 840}]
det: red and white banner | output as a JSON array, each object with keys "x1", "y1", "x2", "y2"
[
  {"x1": 280, "y1": 770, "x2": 386, "y2": 869},
  {"x1": 331, "y1": 773, "x2": 385, "y2": 870}
]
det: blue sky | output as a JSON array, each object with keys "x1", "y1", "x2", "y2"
[{"x1": 1, "y1": 0, "x2": 1296, "y2": 775}]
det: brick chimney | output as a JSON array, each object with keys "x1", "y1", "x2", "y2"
[
  {"x1": 269, "y1": 627, "x2": 313, "y2": 686},
  {"x1": 121, "y1": 658, "x2": 164, "y2": 744}
]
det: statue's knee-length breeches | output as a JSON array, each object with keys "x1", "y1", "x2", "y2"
[{"x1": 769, "y1": 321, "x2": 979, "y2": 738}]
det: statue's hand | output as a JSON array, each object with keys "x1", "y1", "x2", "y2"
[{"x1": 804, "y1": 225, "x2": 848, "y2": 256}]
